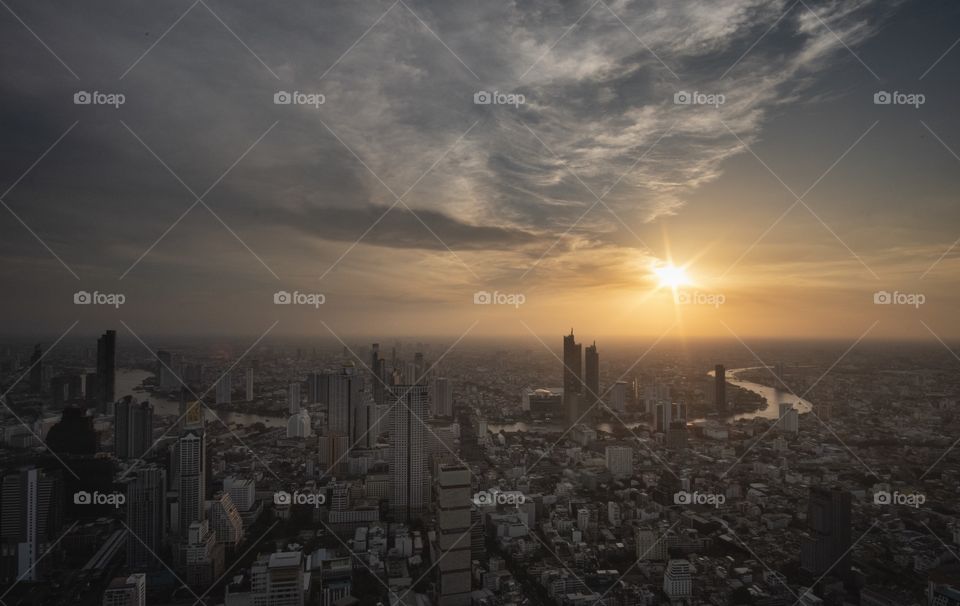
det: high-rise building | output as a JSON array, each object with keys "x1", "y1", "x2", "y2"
[
  {"x1": 0, "y1": 467, "x2": 62, "y2": 583},
  {"x1": 637, "y1": 527, "x2": 668, "y2": 561},
  {"x1": 286, "y1": 409, "x2": 312, "y2": 439},
  {"x1": 318, "y1": 433, "x2": 351, "y2": 477},
  {"x1": 157, "y1": 350, "x2": 177, "y2": 390},
  {"x1": 177, "y1": 403, "x2": 206, "y2": 536},
  {"x1": 353, "y1": 400, "x2": 377, "y2": 449},
  {"x1": 96, "y1": 330, "x2": 117, "y2": 410},
  {"x1": 654, "y1": 401, "x2": 672, "y2": 433},
  {"x1": 371, "y1": 343, "x2": 386, "y2": 406},
  {"x1": 609, "y1": 381, "x2": 627, "y2": 413},
  {"x1": 585, "y1": 342, "x2": 600, "y2": 412},
  {"x1": 50, "y1": 373, "x2": 83, "y2": 407},
  {"x1": 563, "y1": 330, "x2": 583, "y2": 427},
  {"x1": 715, "y1": 364, "x2": 727, "y2": 412},
  {"x1": 287, "y1": 382, "x2": 301, "y2": 414},
  {"x1": 605, "y1": 446, "x2": 633, "y2": 478},
  {"x1": 800, "y1": 487, "x2": 852, "y2": 577},
  {"x1": 115, "y1": 397, "x2": 153, "y2": 459},
  {"x1": 433, "y1": 464, "x2": 472, "y2": 606},
  {"x1": 779, "y1": 402, "x2": 799, "y2": 433},
  {"x1": 390, "y1": 385, "x2": 429, "y2": 520},
  {"x1": 223, "y1": 477, "x2": 256, "y2": 513},
  {"x1": 329, "y1": 364, "x2": 363, "y2": 440},
  {"x1": 207, "y1": 491, "x2": 244, "y2": 547},
  {"x1": 102, "y1": 573, "x2": 146, "y2": 606},
  {"x1": 431, "y1": 377, "x2": 454, "y2": 418},
  {"x1": 176, "y1": 520, "x2": 223, "y2": 588},
  {"x1": 125, "y1": 466, "x2": 166, "y2": 570},
  {"x1": 249, "y1": 552, "x2": 304, "y2": 606},
  {"x1": 215, "y1": 372, "x2": 231, "y2": 405},
  {"x1": 245, "y1": 368, "x2": 255, "y2": 401},
  {"x1": 663, "y1": 559, "x2": 692, "y2": 600}
]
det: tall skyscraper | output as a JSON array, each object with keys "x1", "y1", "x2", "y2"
[
  {"x1": 585, "y1": 342, "x2": 600, "y2": 413},
  {"x1": 715, "y1": 364, "x2": 727, "y2": 412},
  {"x1": 329, "y1": 364, "x2": 363, "y2": 439},
  {"x1": 431, "y1": 377, "x2": 454, "y2": 418},
  {"x1": 156, "y1": 350, "x2": 177, "y2": 389},
  {"x1": 215, "y1": 373, "x2": 231, "y2": 405},
  {"x1": 96, "y1": 330, "x2": 116, "y2": 410},
  {"x1": 800, "y1": 487, "x2": 852, "y2": 577},
  {"x1": 177, "y1": 403, "x2": 206, "y2": 536},
  {"x1": 125, "y1": 466, "x2": 166, "y2": 569},
  {"x1": 370, "y1": 343, "x2": 387, "y2": 406},
  {"x1": 563, "y1": 330, "x2": 583, "y2": 427},
  {"x1": 114, "y1": 397, "x2": 153, "y2": 459},
  {"x1": 287, "y1": 382, "x2": 301, "y2": 414},
  {"x1": 245, "y1": 368, "x2": 254, "y2": 401},
  {"x1": 433, "y1": 464, "x2": 472, "y2": 606},
  {"x1": 0, "y1": 468, "x2": 62, "y2": 583},
  {"x1": 207, "y1": 491, "x2": 244, "y2": 547},
  {"x1": 390, "y1": 385, "x2": 428, "y2": 520},
  {"x1": 609, "y1": 381, "x2": 627, "y2": 413}
]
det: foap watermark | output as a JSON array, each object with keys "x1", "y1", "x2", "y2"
[
  {"x1": 274, "y1": 90, "x2": 325, "y2": 108},
  {"x1": 674, "y1": 490, "x2": 725, "y2": 508},
  {"x1": 74, "y1": 90, "x2": 126, "y2": 108},
  {"x1": 74, "y1": 290, "x2": 126, "y2": 308},
  {"x1": 675, "y1": 290, "x2": 725, "y2": 308},
  {"x1": 674, "y1": 90, "x2": 725, "y2": 107},
  {"x1": 874, "y1": 490, "x2": 925, "y2": 508},
  {"x1": 474, "y1": 90, "x2": 525, "y2": 108},
  {"x1": 474, "y1": 290, "x2": 525, "y2": 308},
  {"x1": 74, "y1": 490, "x2": 125, "y2": 508},
  {"x1": 474, "y1": 490, "x2": 526, "y2": 507},
  {"x1": 274, "y1": 290, "x2": 325, "y2": 308},
  {"x1": 873, "y1": 90, "x2": 925, "y2": 109},
  {"x1": 273, "y1": 490, "x2": 326, "y2": 508},
  {"x1": 873, "y1": 290, "x2": 925, "y2": 308}
]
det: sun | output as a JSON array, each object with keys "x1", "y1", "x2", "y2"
[{"x1": 653, "y1": 263, "x2": 691, "y2": 289}]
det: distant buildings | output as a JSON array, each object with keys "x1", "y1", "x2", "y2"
[
  {"x1": 215, "y1": 372, "x2": 232, "y2": 405},
  {"x1": 715, "y1": 364, "x2": 726, "y2": 412},
  {"x1": 609, "y1": 381, "x2": 627, "y2": 413},
  {"x1": 431, "y1": 377, "x2": 454, "y2": 418},
  {"x1": 114, "y1": 396, "x2": 153, "y2": 459},
  {"x1": 585, "y1": 342, "x2": 600, "y2": 411},
  {"x1": 245, "y1": 367, "x2": 255, "y2": 401},
  {"x1": 563, "y1": 330, "x2": 583, "y2": 427},
  {"x1": 800, "y1": 487, "x2": 852, "y2": 577}
]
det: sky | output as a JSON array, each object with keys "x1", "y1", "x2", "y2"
[{"x1": 1, "y1": 0, "x2": 959, "y2": 342}]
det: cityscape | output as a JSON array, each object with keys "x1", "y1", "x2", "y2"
[{"x1": 2, "y1": 1, "x2": 960, "y2": 606}]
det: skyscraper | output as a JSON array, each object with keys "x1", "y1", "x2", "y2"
[
  {"x1": 715, "y1": 364, "x2": 726, "y2": 412},
  {"x1": 0, "y1": 467, "x2": 62, "y2": 583},
  {"x1": 585, "y1": 342, "x2": 600, "y2": 412},
  {"x1": 157, "y1": 350, "x2": 177, "y2": 389},
  {"x1": 433, "y1": 464, "x2": 472, "y2": 606},
  {"x1": 215, "y1": 373, "x2": 231, "y2": 405},
  {"x1": 329, "y1": 364, "x2": 363, "y2": 439},
  {"x1": 371, "y1": 343, "x2": 386, "y2": 406},
  {"x1": 287, "y1": 382, "x2": 301, "y2": 414},
  {"x1": 390, "y1": 385, "x2": 428, "y2": 520},
  {"x1": 29, "y1": 344, "x2": 43, "y2": 393},
  {"x1": 563, "y1": 329, "x2": 583, "y2": 427},
  {"x1": 245, "y1": 367, "x2": 254, "y2": 401},
  {"x1": 800, "y1": 487, "x2": 852, "y2": 577},
  {"x1": 177, "y1": 403, "x2": 206, "y2": 536},
  {"x1": 125, "y1": 466, "x2": 166, "y2": 569},
  {"x1": 114, "y1": 397, "x2": 153, "y2": 459},
  {"x1": 609, "y1": 381, "x2": 627, "y2": 413},
  {"x1": 96, "y1": 330, "x2": 116, "y2": 410},
  {"x1": 431, "y1": 377, "x2": 454, "y2": 418}
]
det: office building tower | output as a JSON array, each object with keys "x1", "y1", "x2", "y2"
[
  {"x1": 288, "y1": 382, "x2": 301, "y2": 414},
  {"x1": 329, "y1": 364, "x2": 363, "y2": 439},
  {"x1": 370, "y1": 343, "x2": 387, "y2": 406},
  {"x1": 605, "y1": 446, "x2": 633, "y2": 478},
  {"x1": 125, "y1": 466, "x2": 166, "y2": 569},
  {"x1": 390, "y1": 385, "x2": 429, "y2": 520},
  {"x1": 779, "y1": 403, "x2": 799, "y2": 434},
  {"x1": 115, "y1": 397, "x2": 153, "y2": 459},
  {"x1": 643, "y1": 383, "x2": 671, "y2": 414},
  {"x1": 157, "y1": 350, "x2": 177, "y2": 389},
  {"x1": 609, "y1": 381, "x2": 627, "y2": 413},
  {"x1": 431, "y1": 377, "x2": 454, "y2": 418},
  {"x1": 102, "y1": 573, "x2": 146, "y2": 606},
  {"x1": 215, "y1": 372, "x2": 231, "y2": 405},
  {"x1": 663, "y1": 559, "x2": 692, "y2": 600},
  {"x1": 245, "y1": 368, "x2": 254, "y2": 401},
  {"x1": 433, "y1": 464, "x2": 472, "y2": 606},
  {"x1": 286, "y1": 409, "x2": 312, "y2": 439},
  {"x1": 223, "y1": 477, "x2": 256, "y2": 513},
  {"x1": 96, "y1": 330, "x2": 117, "y2": 410},
  {"x1": 29, "y1": 344, "x2": 43, "y2": 393},
  {"x1": 207, "y1": 492, "x2": 244, "y2": 547},
  {"x1": 176, "y1": 520, "x2": 223, "y2": 588},
  {"x1": 715, "y1": 364, "x2": 727, "y2": 412},
  {"x1": 353, "y1": 400, "x2": 377, "y2": 449},
  {"x1": 801, "y1": 487, "x2": 852, "y2": 577},
  {"x1": 563, "y1": 330, "x2": 583, "y2": 426},
  {"x1": 585, "y1": 342, "x2": 600, "y2": 410},
  {"x1": 318, "y1": 433, "x2": 351, "y2": 477},
  {"x1": 0, "y1": 468, "x2": 62, "y2": 583},
  {"x1": 672, "y1": 401, "x2": 687, "y2": 423},
  {"x1": 177, "y1": 404, "x2": 206, "y2": 536},
  {"x1": 249, "y1": 552, "x2": 304, "y2": 606},
  {"x1": 654, "y1": 401, "x2": 672, "y2": 433}
]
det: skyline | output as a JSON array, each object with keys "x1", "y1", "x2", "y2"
[{"x1": 1, "y1": 0, "x2": 959, "y2": 339}]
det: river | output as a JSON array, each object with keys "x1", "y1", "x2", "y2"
[
  {"x1": 486, "y1": 367, "x2": 812, "y2": 433},
  {"x1": 114, "y1": 369, "x2": 287, "y2": 429}
]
